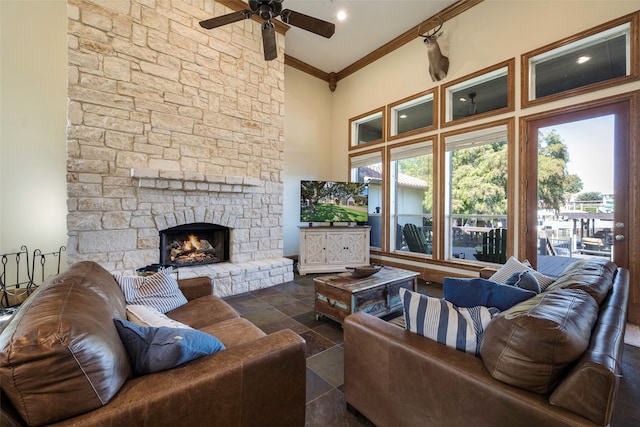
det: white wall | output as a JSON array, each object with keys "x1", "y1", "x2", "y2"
[
  {"x1": 0, "y1": 0, "x2": 67, "y2": 259},
  {"x1": 283, "y1": 66, "x2": 332, "y2": 256}
]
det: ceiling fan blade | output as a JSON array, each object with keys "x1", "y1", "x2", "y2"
[
  {"x1": 199, "y1": 10, "x2": 251, "y2": 30},
  {"x1": 280, "y1": 9, "x2": 335, "y2": 38},
  {"x1": 262, "y1": 21, "x2": 277, "y2": 61}
]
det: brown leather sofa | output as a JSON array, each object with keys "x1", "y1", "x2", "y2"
[
  {"x1": 344, "y1": 258, "x2": 629, "y2": 427},
  {"x1": 0, "y1": 261, "x2": 306, "y2": 426}
]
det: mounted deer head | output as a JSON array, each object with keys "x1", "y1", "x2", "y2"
[{"x1": 419, "y1": 17, "x2": 449, "y2": 82}]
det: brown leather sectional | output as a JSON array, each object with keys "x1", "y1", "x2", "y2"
[
  {"x1": 344, "y1": 258, "x2": 629, "y2": 427},
  {"x1": 0, "y1": 261, "x2": 306, "y2": 426}
]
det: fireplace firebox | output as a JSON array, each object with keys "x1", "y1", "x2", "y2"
[{"x1": 159, "y1": 223, "x2": 230, "y2": 268}]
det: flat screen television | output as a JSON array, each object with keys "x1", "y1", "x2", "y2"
[{"x1": 300, "y1": 180, "x2": 368, "y2": 224}]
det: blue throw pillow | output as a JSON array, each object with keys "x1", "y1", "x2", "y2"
[
  {"x1": 114, "y1": 318, "x2": 225, "y2": 376},
  {"x1": 443, "y1": 277, "x2": 536, "y2": 311},
  {"x1": 505, "y1": 270, "x2": 540, "y2": 293}
]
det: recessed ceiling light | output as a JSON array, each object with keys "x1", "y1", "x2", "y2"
[
  {"x1": 459, "y1": 97, "x2": 467, "y2": 102},
  {"x1": 337, "y1": 10, "x2": 347, "y2": 21},
  {"x1": 399, "y1": 114, "x2": 407, "y2": 119},
  {"x1": 577, "y1": 55, "x2": 591, "y2": 64}
]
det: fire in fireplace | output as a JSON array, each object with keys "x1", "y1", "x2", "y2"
[{"x1": 159, "y1": 223, "x2": 230, "y2": 268}]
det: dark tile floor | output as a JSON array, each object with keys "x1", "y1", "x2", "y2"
[{"x1": 223, "y1": 272, "x2": 639, "y2": 427}]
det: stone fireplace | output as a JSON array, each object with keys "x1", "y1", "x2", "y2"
[{"x1": 65, "y1": 0, "x2": 293, "y2": 296}]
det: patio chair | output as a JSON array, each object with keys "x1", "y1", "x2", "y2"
[
  {"x1": 403, "y1": 224, "x2": 431, "y2": 254},
  {"x1": 474, "y1": 228, "x2": 507, "y2": 264}
]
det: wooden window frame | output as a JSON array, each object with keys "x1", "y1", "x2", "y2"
[
  {"x1": 439, "y1": 118, "x2": 516, "y2": 263},
  {"x1": 349, "y1": 107, "x2": 386, "y2": 150},
  {"x1": 386, "y1": 89, "x2": 438, "y2": 141},
  {"x1": 440, "y1": 58, "x2": 515, "y2": 128},
  {"x1": 521, "y1": 12, "x2": 639, "y2": 109}
]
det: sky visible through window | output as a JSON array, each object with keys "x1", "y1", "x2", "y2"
[{"x1": 540, "y1": 114, "x2": 614, "y2": 196}]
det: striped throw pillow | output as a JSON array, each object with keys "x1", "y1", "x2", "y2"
[
  {"x1": 400, "y1": 288, "x2": 499, "y2": 356},
  {"x1": 114, "y1": 268, "x2": 187, "y2": 313},
  {"x1": 489, "y1": 256, "x2": 555, "y2": 290}
]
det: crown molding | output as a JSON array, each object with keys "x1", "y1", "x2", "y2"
[{"x1": 285, "y1": 0, "x2": 483, "y2": 91}]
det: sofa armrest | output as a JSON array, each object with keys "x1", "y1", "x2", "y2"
[
  {"x1": 53, "y1": 329, "x2": 306, "y2": 427},
  {"x1": 344, "y1": 312, "x2": 595, "y2": 427},
  {"x1": 177, "y1": 276, "x2": 212, "y2": 300}
]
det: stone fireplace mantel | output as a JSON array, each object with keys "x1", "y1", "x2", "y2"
[{"x1": 131, "y1": 168, "x2": 262, "y2": 192}]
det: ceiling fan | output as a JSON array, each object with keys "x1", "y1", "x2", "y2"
[{"x1": 199, "y1": 0, "x2": 335, "y2": 61}]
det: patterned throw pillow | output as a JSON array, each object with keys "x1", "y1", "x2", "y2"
[
  {"x1": 114, "y1": 318, "x2": 225, "y2": 376},
  {"x1": 505, "y1": 270, "x2": 541, "y2": 293},
  {"x1": 126, "y1": 304, "x2": 193, "y2": 329},
  {"x1": 400, "y1": 288, "x2": 499, "y2": 356},
  {"x1": 489, "y1": 256, "x2": 555, "y2": 290},
  {"x1": 114, "y1": 268, "x2": 187, "y2": 313}
]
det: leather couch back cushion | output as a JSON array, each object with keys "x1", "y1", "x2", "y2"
[
  {"x1": 480, "y1": 288, "x2": 599, "y2": 394},
  {"x1": 0, "y1": 261, "x2": 131, "y2": 426},
  {"x1": 544, "y1": 259, "x2": 616, "y2": 305}
]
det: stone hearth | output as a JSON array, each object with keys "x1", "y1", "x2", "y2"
[{"x1": 65, "y1": 0, "x2": 292, "y2": 296}]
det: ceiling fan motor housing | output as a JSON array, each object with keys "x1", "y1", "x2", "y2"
[{"x1": 249, "y1": 0, "x2": 283, "y2": 20}]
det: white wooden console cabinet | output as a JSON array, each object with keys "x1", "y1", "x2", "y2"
[{"x1": 297, "y1": 226, "x2": 370, "y2": 275}]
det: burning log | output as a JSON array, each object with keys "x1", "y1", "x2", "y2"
[{"x1": 169, "y1": 234, "x2": 218, "y2": 264}]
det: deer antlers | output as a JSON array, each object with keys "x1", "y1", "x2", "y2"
[{"x1": 418, "y1": 16, "x2": 444, "y2": 40}]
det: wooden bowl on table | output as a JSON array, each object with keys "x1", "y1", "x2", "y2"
[{"x1": 346, "y1": 265, "x2": 382, "y2": 278}]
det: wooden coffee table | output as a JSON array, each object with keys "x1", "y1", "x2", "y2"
[{"x1": 313, "y1": 266, "x2": 419, "y2": 324}]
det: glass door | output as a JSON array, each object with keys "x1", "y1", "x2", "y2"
[{"x1": 524, "y1": 100, "x2": 630, "y2": 272}]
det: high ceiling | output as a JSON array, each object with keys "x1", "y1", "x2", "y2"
[{"x1": 282, "y1": 0, "x2": 458, "y2": 73}]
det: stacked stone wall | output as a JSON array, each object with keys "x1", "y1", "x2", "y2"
[{"x1": 66, "y1": 0, "x2": 288, "y2": 279}]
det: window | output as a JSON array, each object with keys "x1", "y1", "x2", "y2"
[
  {"x1": 522, "y1": 14, "x2": 637, "y2": 107},
  {"x1": 350, "y1": 108, "x2": 385, "y2": 148},
  {"x1": 444, "y1": 123, "x2": 510, "y2": 263},
  {"x1": 350, "y1": 151, "x2": 383, "y2": 248},
  {"x1": 387, "y1": 89, "x2": 437, "y2": 140},
  {"x1": 441, "y1": 59, "x2": 515, "y2": 127},
  {"x1": 390, "y1": 139, "x2": 434, "y2": 255}
]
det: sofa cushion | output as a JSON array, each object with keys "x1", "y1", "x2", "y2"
[
  {"x1": 444, "y1": 277, "x2": 536, "y2": 311},
  {"x1": 489, "y1": 256, "x2": 555, "y2": 290},
  {"x1": 480, "y1": 288, "x2": 599, "y2": 394},
  {"x1": 505, "y1": 270, "x2": 540, "y2": 293},
  {"x1": 544, "y1": 258, "x2": 616, "y2": 305},
  {"x1": 114, "y1": 268, "x2": 187, "y2": 313},
  {"x1": 200, "y1": 317, "x2": 267, "y2": 348},
  {"x1": 114, "y1": 318, "x2": 225, "y2": 376},
  {"x1": 0, "y1": 261, "x2": 131, "y2": 426},
  {"x1": 167, "y1": 295, "x2": 240, "y2": 329},
  {"x1": 127, "y1": 304, "x2": 192, "y2": 329},
  {"x1": 400, "y1": 288, "x2": 499, "y2": 356}
]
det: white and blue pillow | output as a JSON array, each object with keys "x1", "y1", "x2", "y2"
[
  {"x1": 400, "y1": 288, "x2": 499, "y2": 356},
  {"x1": 114, "y1": 268, "x2": 188, "y2": 313}
]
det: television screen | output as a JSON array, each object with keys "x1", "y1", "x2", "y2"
[{"x1": 300, "y1": 180, "x2": 368, "y2": 223}]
